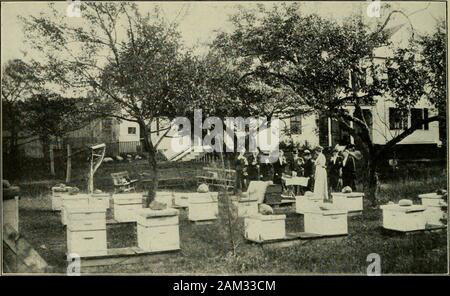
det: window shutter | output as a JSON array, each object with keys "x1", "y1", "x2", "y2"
[
  {"x1": 424, "y1": 108, "x2": 429, "y2": 130},
  {"x1": 389, "y1": 108, "x2": 395, "y2": 130}
]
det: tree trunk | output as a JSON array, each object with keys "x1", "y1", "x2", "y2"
[
  {"x1": 49, "y1": 143, "x2": 55, "y2": 176},
  {"x1": 41, "y1": 136, "x2": 51, "y2": 176},
  {"x1": 139, "y1": 120, "x2": 158, "y2": 208},
  {"x1": 66, "y1": 144, "x2": 71, "y2": 183},
  {"x1": 367, "y1": 155, "x2": 379, "y2": 207}
]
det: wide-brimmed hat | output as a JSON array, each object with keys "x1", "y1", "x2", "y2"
[
  {"x1": 303, "y1": 149, "x2": 311, "y2": 155},
  {"x1": 315, "y1": 145, "x2": 324, "y2": 152}
]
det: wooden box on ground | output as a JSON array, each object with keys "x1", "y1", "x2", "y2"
[
  {"x1": 295, "y1": 193, "x2": 324, "y2": 214},
  {"x1": 61, "y1": 194, "x2": 90, "y2": 225},
  {"x1": 331, "y1": 192, "x2": 364, "y2": 213},
  {"x1": 112, "y1": 193, "x2": 143, "y2": 222},
  {"x1": 136, "y1": 208, "x2": 180, "y2": 252},
  {"x1": 232, "y1": 196, "x2": 259, "y2": 218},
  {"x1": 188, "y1": 193, "x2": 219, "y2": 222},
  {"x1": 4, "y1": 196, "x2": 19, "y2": 233},
  {"x1": 66, "y1": 207, "x2": 107, "y2": 257},
  {"x1": 380, "y1": 204, "x2": 427, "y2": 232},
  {"x1": 244, "y1": 214, "x2": 286, "y2": 242},
  {"x1": 418, "y1": 193, "x2": 445, "y2": 207},
  {"x1": 303, "y1": 209, "x2": 348, "y2": 236}
]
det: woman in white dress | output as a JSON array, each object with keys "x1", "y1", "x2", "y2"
[{"x1": 313, "y1": 146, "x2": 329, "y2": 200}]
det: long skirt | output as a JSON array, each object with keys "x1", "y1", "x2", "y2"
[{"x1": 314, "y1": 167, "x2": 328, "y2": 200}]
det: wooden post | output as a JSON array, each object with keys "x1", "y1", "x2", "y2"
[
  {"x1": 49, "y1": 144, "x2": 55, "y2": 176},
  {"x1": 66, "y1": 144, "x2": 71, "y2": 183}
]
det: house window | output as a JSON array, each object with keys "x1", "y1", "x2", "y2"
[
  {"x1": 290, "y1": 115, "x2": 302, "y2": 134},
  {"x1": 128, "y1": 127, "x2": 137, "y2": 135},
  {"x1": 411, "y1": 108, "x2": 429, "y2": 130},
  {"x1": 389, "y1": 108, "x2": 407, "y2": 130}
]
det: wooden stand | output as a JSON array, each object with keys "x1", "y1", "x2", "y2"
[
  {"x1": 70, "y1": 247, "x2": 180, "y2": 272},
  {"x1": 247, "y1": 232, "x2": 347, "y2": 249}
]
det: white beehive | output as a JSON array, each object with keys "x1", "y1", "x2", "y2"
[
  {"x1": 424, "y1": 204, "x2": 446, "y2": 226},
  {"x1": 112, "y1": 193, "x2": 143, "y2": 222},
  {"x1": 244, "y1": 214, "x2": 286, "y2": 242},
  {"x1": 136, "y1": 208, "x2": 180, "y2": 252},
  {"x1": 188, "y1": 193, "x2": 219, "y2": 222},
  {"x1": 155, "y1": 191, "x2": 175, "y2": 207},
  {"x1": 233, "y1": 197, "x2": 259, "y2": 218},
  {"x1": 66, "y1": 207, "x2": 107, "y2": 257},
  {"x1": 295, "y1": 193, "x2": 324, "y2": 214},
  {"x1": 51, "y1": 186, "x2": 73, "y2": 211},
  {"x1": 331, "y1": 192, "x2": 364, "y2": 212},
  {"x1": 418, "y1": 193, "x2": 445, "y2": 207},
  {"x1": 380, "y1": 204, "x2": 427, "y2": 232},
  {"x1": 303, "y1": 209, "x2": 348, "y2": 236},
  {"x1": 4, "y1": 196, "x2": 19, "y2": 233},
  {"x1": 90, "y1": 192, "x2": 111, "y2": 210},
  {"x1": 60, "y1": 194, "x2": 90, "y2": 225}
]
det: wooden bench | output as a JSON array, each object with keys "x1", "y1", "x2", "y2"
[
  {"x1": 196, "y1": 167, "x2": 236, "y2": 191},
  {"x1": 111, "y1": 171, "x2": 138, "y2": 194},
  {"x1": 140, "y1": 169, "x2": 189, "y2": 189}
]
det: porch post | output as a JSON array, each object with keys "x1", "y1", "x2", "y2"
[{"x1": 327, "y1": 117, "x2": 332, "y2": 147}]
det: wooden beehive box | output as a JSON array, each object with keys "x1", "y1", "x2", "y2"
[
  {"x1": 51, "y1": 186, "x2": 73, "y2": 211},
  {"x1": 112, "y1": 193, "x2": 143, "y2": 222},
  {"x1": 233, "y1": 196, "x2": 259, "y2": 218},
  {"x1": 244, "y1": 214, "x2": 286, "y2": 242},
  {"x1": 295, "y1": 193, "x2": 324, "y2": 214},
  {"x1": 331, "y1": 192, "x2": 364, "y2": 213},
  {"x1": 136, "y1": 208, "x2": 180, "y2": 252},
  {"x1": 61, "y1": 194, "x2": 90, "y2": 226},
  {"x1": 380, "y1": 204, "x2": 427, "y2": 232},
  {"x1": 90, "y1": 192, "x2": 111, "y2": 210},
  {"x1": 418, "y1": 193, "x2": 445, "y2": 207},
  {"x1": 66, "y1": 207, "x2": 107, "y2": 257},
  {"x1": 303, "y1": 208, "x2": 348, "y2": 236},
  {"x1": 188, "y1": 192, "x2": 219, "y2": 222}
]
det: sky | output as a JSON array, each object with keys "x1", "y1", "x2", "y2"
[{"x1": 1, "y1": 1, "x2": 447, "y2": 66}]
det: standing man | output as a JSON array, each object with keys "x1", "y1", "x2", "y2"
[
  {"x1": 302, "y1": 150, "x2": 315, "y2": 191},
  {"x1": 247, "y1": 151, "x2": 261, "y2": 181},
  {"x1": 235, "y1": 150, "x2": 248, "y2": 193},
  {"x1": 342, "y1": 147, "x2": 357, "y2": 190},
  {"x1": 328, "y1": 147, "x2": 343, "y2": 192},
  {"x1": 272, "y1": 149, "x2": 287, "y2": 185}
]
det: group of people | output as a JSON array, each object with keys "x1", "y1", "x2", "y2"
[{"x1": 234, "y1": 144, "x2": 358, "y2": 199}]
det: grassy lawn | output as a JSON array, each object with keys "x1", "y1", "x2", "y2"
[{"x1": 14, "y1": 161, "x2": 448, "y2": 274}]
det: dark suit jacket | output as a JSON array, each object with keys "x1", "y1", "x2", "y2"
[
  {"x1": 272, "y1": 158, "x2": 287, "y2": 184},
  {"x1": 342, "y1": 156, "x2": 356, "y2": 188}
]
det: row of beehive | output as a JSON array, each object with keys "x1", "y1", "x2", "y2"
[
  {"x1": 381, "y1": 193, "x2": 447, "y2": 232},
  {"x1": 53, "y1": 189, "x2": 221, "y2": 258}
]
